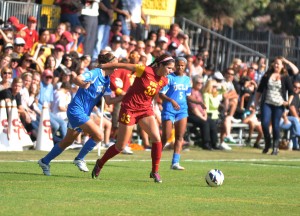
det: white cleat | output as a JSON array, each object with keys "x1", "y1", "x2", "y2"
[
  {"x1": 171, "y1": 163, "x2": 185, "y2": 170},
  {"x1": 73, "y1": 159, "x2": 89, "y2": 172}
]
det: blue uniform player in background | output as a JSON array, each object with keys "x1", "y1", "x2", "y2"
[
  {"x1": 160, "y1": 57, "x2": 205, "y2": 170},
  {"x1": 38, "y1": 53, "x2": 124, "y2": 176}
]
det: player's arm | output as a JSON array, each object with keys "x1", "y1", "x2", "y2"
[
  {"x1": 73, "y1": 74, "x2": 91, "y2": 89},
  {"x1": 159, "y1": 93, "x2": 180, "y2": 110},
  {"x1": 104, "y1": 94, "x2": 124, "y2": 105},
  {"x1": 100, "y1": 63, "x2": 137, "y2": 72}
]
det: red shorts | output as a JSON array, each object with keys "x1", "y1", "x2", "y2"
[{"x1": 118, "y1": 106, "x2": 154, "y2": 126}]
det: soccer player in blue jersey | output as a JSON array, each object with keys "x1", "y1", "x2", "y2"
[
  {"x1": 38, "y1": 53, "x2": 124, "y2": 176},
  {"x1": 160, "y1": 57, "x2": 205, "y2": 170}
]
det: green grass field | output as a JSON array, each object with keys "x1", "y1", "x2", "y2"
[{"x1": 1, "y1": 147, "x2": 300, "y2": 216}]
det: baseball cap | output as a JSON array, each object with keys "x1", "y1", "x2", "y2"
[
  {"x1": 42, "y1": 69, "x2": 53, "y2": 78},
  {"x1": 55, "y1": 44, "x2": 65, "y2": 52},
  {"x1": 213, "y1": 71, "x2": 224, "y2": 80},
  {"x1": 111, "y1": 35, "x2": 122, "y2": 43},
  {"x1": 7, "y1": 16, "x2": 19, "y2": 26},
  {"x1": 14, "y1": 37, "x2": 25, "y2": 45},
  {"x1": 27, "y1": 16, "x2": 37, "y2": 23},
  {"x1": 158, "y1": 36, "x2": 168, "y2": 43},
  {"x1": 5, "y1": 43, "x2": 13, "y2": 49},
  {"x1": 168, "y1": 42, "x2": 178, "y2": 50},
  {"x1": 62, "y1": 31, "x2": 74, "y2": 43}
]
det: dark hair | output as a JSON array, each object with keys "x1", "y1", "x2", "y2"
[
  {"x1": 149, "y1": 53, "x2": 174, "y2": 67},
  {"x1": 19, "y1": 53, "x2": 32, "y2": 65},
  {"x1": 98, "y1": 53, "x2": 116, "y2": 64}
]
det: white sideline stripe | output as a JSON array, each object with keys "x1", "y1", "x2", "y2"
[{"x1": 1, "y1": 159, "x2": 300, "y2": 163}]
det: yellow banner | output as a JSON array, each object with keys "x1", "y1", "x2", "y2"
[{"x1": 142, "y1": 0, "x2": 177, "y2": 27}]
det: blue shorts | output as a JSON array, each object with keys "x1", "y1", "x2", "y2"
[
  {"x1": 161, "y1": 110, "x2": 188, "y2": 123},
  {"x1": 67, "y1": 107, "x2": 90, "y2": 132}
]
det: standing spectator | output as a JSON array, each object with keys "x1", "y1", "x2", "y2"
[
  {"x1": 112, "y1": 0, "x2": 131, "y2": 36},
  {"x1": 255, "y1": 57, "x2": 293, "y2": 155},
  {"x1": 23, "y1": 16, "x2": 39, "y2": 52},
  {"x1": 81, "y1": 0, "x2": 100, "y2": 56},
  {"x1": 92, "y1": 0, "x2": 114, "y2": 61},
  {"x1": 129, "y1": 0, "x2": 148, "y2": 41},
  {"x1": 91, "y1": 54, "x2": 175, "y2": 183},
  {"x1": 54, "y1": 0, "x2": 82, "y2": 28}
]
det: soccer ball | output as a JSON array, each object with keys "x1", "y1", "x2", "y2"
[{"x1": 205, "y1": 169, "x2": 224, "y2": 187}]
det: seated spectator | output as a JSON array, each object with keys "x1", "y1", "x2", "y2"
[
  {"x1": 31, "y1": 28, "x2": 54, "y2": 63},
  {"x1": 109, "y1": 35, "x2": 127, "y2": 59},
  {"x1": 0, "y1": 77, "x2": 31, "y2": 126},
  {"x1": 157, "y1": 36, "x2": 168, "y2": 54},
  {"x1": 49, "y1": 23, "x2": 67, "y2": 44},
  {"x1": 51, "y1": 82, "x2": 72, "y2": 121},
  {"x1": 0, "y1": 54, "x2": 11, "y2": 71},
  {"x1": 175, "y1": 32, "x2": 191, "y2": 57},
  {"x1": 281, "y1": 80, "x2": 300, "y2": 150},
  {"x1": 56, "y1": 31, "x2": 74, "y2": 54},
  {"x1": 192, "y1": 53, "x2": 205, "y2": 77},
  {"x1": 3, "y1": 43, "x2": 14, "y2": 55},
  {"x1": 188, "y1": 76, "x2": 218, "y2": 150},
  {"x1": 13, "y1": 37, "x2": 26, "y2": 57},
  {"x1": 0, "y1": 66, "x2": 12, "y2": 90}
]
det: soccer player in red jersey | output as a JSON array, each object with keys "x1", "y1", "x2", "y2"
[{"x1": 92, "y1": 54, "x2": 175, "y2": 183}]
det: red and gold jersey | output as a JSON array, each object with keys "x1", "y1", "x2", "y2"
[{"x1": 121, "y1": 64, "x2": 168, "y2": 111}]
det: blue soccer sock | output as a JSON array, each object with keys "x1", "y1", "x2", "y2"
[
  {"x1": 75, "y1": 138, "x2": 97, "y2": 160},
  {"x1": 172, "y1": 153, "x2": 180, "y2": 165},
  {"x1": 42, "y1": 144, "x2": 63, "y2": 165}
]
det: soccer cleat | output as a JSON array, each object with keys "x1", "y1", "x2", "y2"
[
  {"x1": 171, "y1": 163, "x2": 185, "y2": 170},
  {"x1": 224, "y1": 135, "x2": 236, "y2": 144},
  {"x1": 220, "y1": 142, "x2": 232, "y2": 150},
  {"x1": 73, "y1": 159, "x2": 89, "y2": 172},
  {"x1": 122, "y1": 146, "x2": 133, "y2": 155},
  {"x1": 150, "y1": 172, "x2": 162, "y2": 183},
  {"x1": 91, "y1": 160, "x2": 101, "y2": 179},
  {"x1": 38, "y1": 159, "x2": 51, "y2": 176}
]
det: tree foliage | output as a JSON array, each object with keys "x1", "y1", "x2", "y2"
[{"x1": 175, "y1": 0, "x2": 300, "y2": 36}]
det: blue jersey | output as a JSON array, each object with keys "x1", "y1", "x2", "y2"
[
  {"x1": 160, "y1": 73, "x2": 192, "y2": 113},
  {"x1": 67, "y1": 68, "x2": 111, "y2": 129}
]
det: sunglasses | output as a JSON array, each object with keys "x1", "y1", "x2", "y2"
[
  {"x1": 16, "y1": 44, "x2": 25, "y2": 47},
  {"x1": 3, "y1": 71, "x2": 12, "y2": 75},
  {"x1": 45, "y1": 76, "x2": 53, "y2": 79},
  {"x1": 115, "y1": 24, "x2": 122, "y2": 27},
  {"x1": 293, "y1": 85, "x2": 300, "y2": 90},
  {"x1": 227, "y1": 72, "x2": 234, "y2": 76},
  {"x1": 129, "y1": 43, "x2": 136, "y2": 46},
  {"x1": 196, "y1": 81, "x2": 203, "y2": 84}
]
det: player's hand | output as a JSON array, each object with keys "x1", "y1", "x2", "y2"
[{"x1": 171, "y1": 100, "x2": 180, "y2": 110}]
